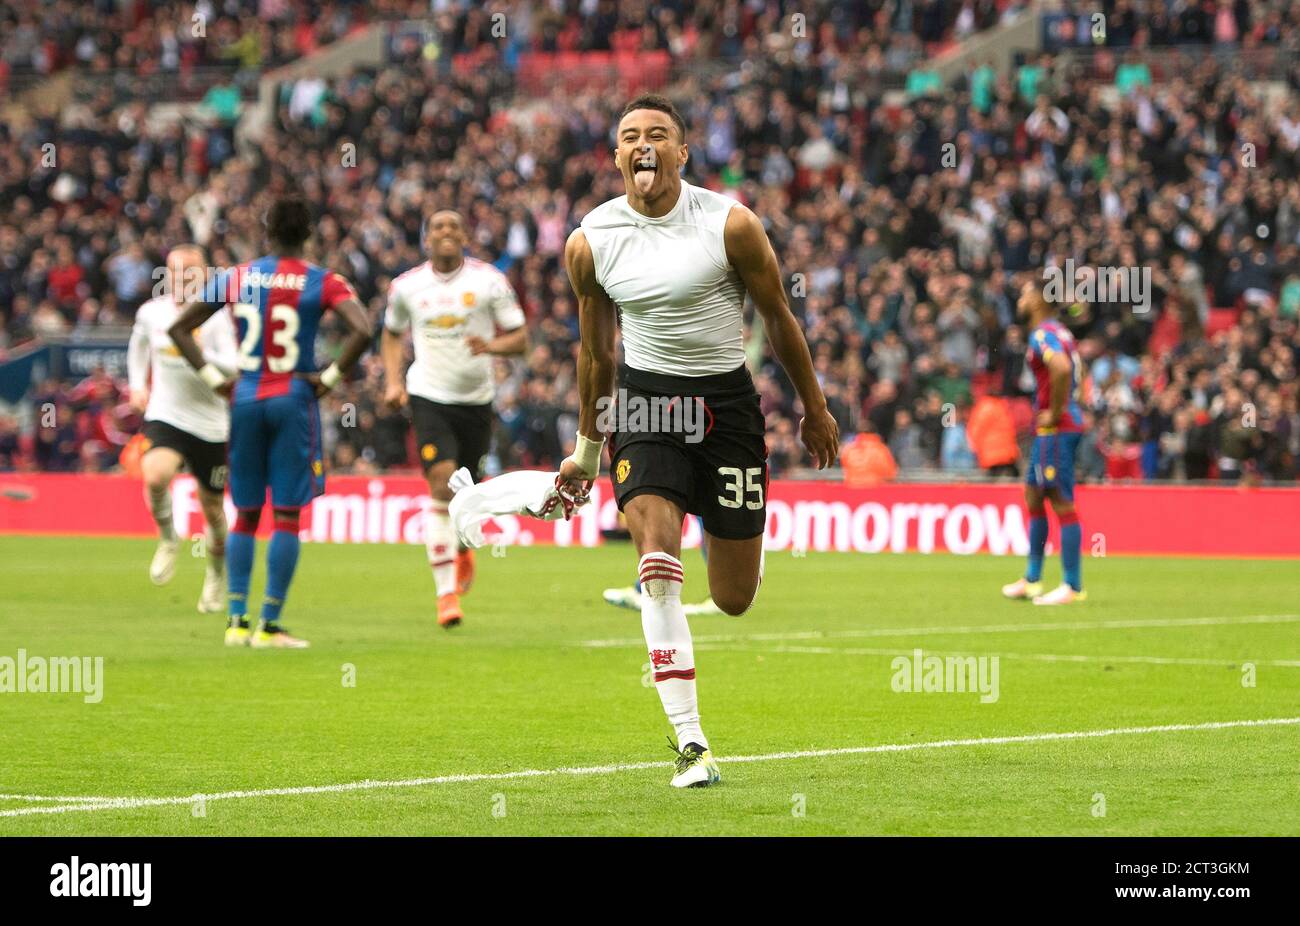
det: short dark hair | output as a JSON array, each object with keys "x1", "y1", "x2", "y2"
[
  {"x1": 424, "y1": 209, "x2": 465, "y2": 234},
  {"x1": 267, "y1": 195, "x2": 312, "y2": 249},
  {"x1": 619, "y1": 93, "x2": 687, "y2": 144}
]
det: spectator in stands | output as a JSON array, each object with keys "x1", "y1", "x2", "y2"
[
  {"x1": 841, "y1": 425, "x2": 897, "y2": 488},
  {"x1": 889, "y1": 408, "x2": 928, "y2": 472},
  {"x1": 940, "y1": 400, "x2": 979, "y2": 472},
  {"x1": 966, "y1": 391, "x2": 1020, "y2": 477}
]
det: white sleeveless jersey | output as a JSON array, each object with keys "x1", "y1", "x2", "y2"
[
  {"x1": 384, "y1": 258, "x2": 526, "y2": 405},
  {"x1": 580, "y1": 182, "x2": 746, "y2": 376},
  {"x1": 127, "y1": 295, "x2": 238, "y2": 443}
]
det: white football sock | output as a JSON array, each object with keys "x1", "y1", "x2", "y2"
[
  {"x1": 426, "y1": 502, "x2": 456, "y2": 597},
  {"x1": 146, "y1": 482, "x2": 176, "y2": 541},
  {"x1": 639, "y1": 552, "x2": 706, "y2": 750}
]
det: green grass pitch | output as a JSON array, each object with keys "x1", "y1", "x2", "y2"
[{"x1": 1, "y1": 536, "x2": 1297, "y2": 835}]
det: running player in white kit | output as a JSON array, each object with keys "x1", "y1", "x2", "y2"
[
  {"x1": 558, "y1": 94, "x2": 840, "y2": 787},
  {"x1": 381, "y1": 210, "x2": 528, "y2": 628},
  {"x1": 127, "y1": 244, "x2": 239, "y2": 612}
]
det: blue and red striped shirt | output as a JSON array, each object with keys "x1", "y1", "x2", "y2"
[
  {"x1": 219, "y1": 256, "x2": 357, "y2": 404},
  {"x1": 1027, "y1": 319, "x2": 1085, "y2": 434}
]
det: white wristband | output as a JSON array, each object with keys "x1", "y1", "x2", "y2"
[
  {"x1": 572, "y1": 433, "x2": 605, "y2": 478},
  {"x1": 197, "y1": 363, "x2": 226, "y2": 390},
  {"x1": 319, "y1": 363, "x2": 343, "y2": 390}
]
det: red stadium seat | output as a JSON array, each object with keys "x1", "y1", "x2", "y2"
[
  {"x1": 969, "y1": 370, "x2": 998, "y2": 399},
  {"x1": 1205, "y1": 307, "x2": 1240, "y2": 339},
  {"x1": 1147, "y1": 306, "x2": 1182, "y2": 359}
]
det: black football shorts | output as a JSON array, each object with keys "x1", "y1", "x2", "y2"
[
  {"x1": 141, "y1": 419, "x2": 228, "y2": 494},
  {"x1": 409, "y1": 395, "x2": 494, "y2": 479},
  {"x1": 608, "y1": 363, "x2": 768, "y2": 541}
]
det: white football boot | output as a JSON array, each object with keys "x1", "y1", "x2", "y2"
[
  {"x1": 1001, "y1": 578, "x2": 1043, "y2": 600},
  {"x1": 197, "y1": 564, "x2": 224, "y2": 613},
  {"x1": 602, "y1": 586, "x2": 643, "y2": 611},
  {"x1": 669, "y1": 739, "x2": 721, "y2": 788},
  {"x1": 250, "y1": 624, "x2": 310, "y2": 649},
  {"x1": 1033, "y1": 584, "x2": 1088, "y2": 606},
  {"x1": 150, "y1": 538, "x2": 179, "y2": 585}
]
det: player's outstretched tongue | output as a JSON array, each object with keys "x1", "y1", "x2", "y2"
[{"x1": 633, "y1": 148, "x2": 657, "y2": 196}]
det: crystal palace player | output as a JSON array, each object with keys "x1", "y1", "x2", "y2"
[
  {"x1": 1002, "y1": 282, "x2": 1087, "y2": 606},
  {"x1": 558, "y1": 95, "x2": 839, "y2": 787},
  {"x1": 127, "y1": 244, "x2": 238, "y2": 612},
  {"x1": 381, "y1": 210, "x2": 527, "y2": 629},
  {"x1": 169, "y1": 196, "x2": 372, "y2": 647}
]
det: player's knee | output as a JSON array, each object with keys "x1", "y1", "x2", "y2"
[
  {"x1": 272, "y1": 507, "x2": 300, "y2": 533},
  {"x1": 712, "y1": 587, "x2": 756, "y2": 616},
  {"x1": 426, "y1": 471, "x2": 453, "y2": 500},
  {"x1": 233, "y1": 507, "x2": 261, "y2": 534},
  {"x1": 142, "y1": 465, "x2": 171, "y2": 491}
]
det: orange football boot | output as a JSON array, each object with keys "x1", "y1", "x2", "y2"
[
  {"x1": 437, "y1": 593, "x2": 463, "y2": 628},
  {"x1": 455, "y1": 549, "x2": 475, "y2": 595}
]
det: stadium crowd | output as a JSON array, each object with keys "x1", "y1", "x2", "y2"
[
  {"x1": 0, "y1": 0, "x2": 365, "y2": 82},
  {"x1": 1, "y1": 2, "x2": 1299, "y2": 485},
  {"x1": 1042, "y1": 0, "x2": 1300, "y2": 49}
]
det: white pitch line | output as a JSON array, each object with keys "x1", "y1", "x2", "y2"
[
  {"x1": 0, "y1": 794, "x2": 123, "y2": 804},
  {"x1": 3, "y1": 716, "x2": 1297, "y2": 820},
  {"x1": 576, "y1": 613, "x2": 1300, "y2": 649},
  {"x1": 712, "y1": 644, "x2": 1300, "y2": 668}
]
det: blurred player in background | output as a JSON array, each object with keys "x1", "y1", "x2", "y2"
[
  {"x1": 381, "y1": 210, "x2": 527, "y2": 629},
  {"x1": 169, "y1": 195, "x2": 372, "y2": 647},
  {"x1": 560, "y1": 95, "x2": 838, "y2": 787},
  {"x1": 127, "y1": 244, "x2": 238, "y2": 611},
  {"x1": 1002, "y1": 281, "x2": 1087, "y2": 606}
]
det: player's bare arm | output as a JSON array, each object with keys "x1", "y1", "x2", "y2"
[
  {"x1": 300, "y1": 297, "x2": 372, "y2": 398},
  {"x1": 557, "y1": 227, "x2": 617, "y2": 494},
  {"x1": 466, "y1": 325, "x2": 528, "y2": 357},
  {"x1": 379, "y1": 325, "x2": 408, "y2": 409},
  {"x1": 1039, "y1": 351, "x2": 1071, "y2": 431},
  {"x1": 126, "y1": 310, "x2": 151, "y2": 412},
  {"x1": 724, "y1": 203, "x2": 839, "y2": 469}
]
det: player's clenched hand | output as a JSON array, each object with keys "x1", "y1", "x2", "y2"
[
  {"x1": 297, "y1": 372, "x2": 330, "y2": 398},
  {"x1": 214, "y1": 379, "x2": 235, "y2": 399},
  {"x1": 465, "y1": 335, "x2": 490, "y2": 356},
  {"x1": 556, "y1": 457, "x2": 594, "y2": 508},
  {"x1": 800, "y1": 407, "x2": 840, "y2": 469},
  {"x1": 383, "y1": 381, "x2": 408, "y2": 410},
  {"x1": 128, "y1": 389, "x2": 149, "y2": 413}
]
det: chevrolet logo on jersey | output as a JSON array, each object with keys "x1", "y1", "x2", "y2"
[{"x1": 424, "y1": 314, "x2": 462, "y2": 330}]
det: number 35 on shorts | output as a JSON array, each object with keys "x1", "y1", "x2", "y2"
[{"x1": 717, "y1": 466, "x2": 764, "y2": 510}]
